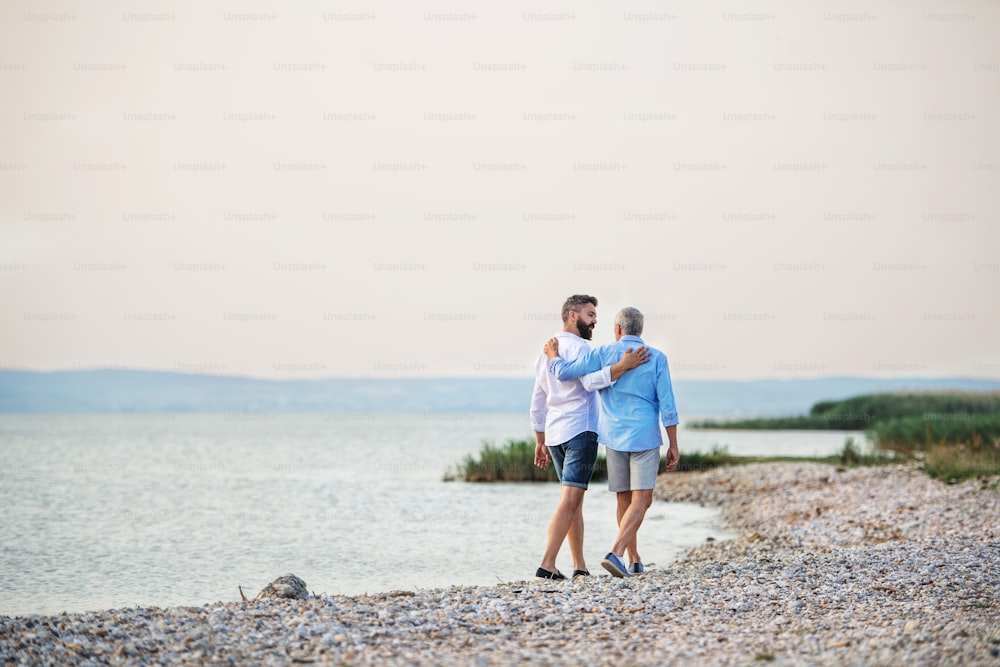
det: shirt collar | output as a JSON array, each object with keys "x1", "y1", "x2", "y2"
[{"x1": 621, "y1": 334, "x2": 644, "y2": 343}]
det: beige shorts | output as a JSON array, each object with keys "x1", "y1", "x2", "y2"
[{"x1": 606, "y1": 446, "x2": 660, "y2": 492}]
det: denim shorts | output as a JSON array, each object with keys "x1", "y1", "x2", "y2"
[
  {"x1": 607, "y1": 446, "x2": 660, "y2": 492},
  {"x1": 548, "y1": 431, "x2": 599, "y2": 489}
]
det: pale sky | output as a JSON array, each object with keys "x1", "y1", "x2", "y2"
[{"x1": 1, "y1": 1, "x2": 998, "y2": 380}]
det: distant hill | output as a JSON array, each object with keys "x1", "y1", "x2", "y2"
[{"x1": 1, "y1": 370, "x2": 998, "y2": 418}]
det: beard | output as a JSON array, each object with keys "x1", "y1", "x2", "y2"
[{"x1": 576, "y1": 319, "x2": 595, "y2": 340}]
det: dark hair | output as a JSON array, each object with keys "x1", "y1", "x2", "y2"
[{"x1": 561, "y1": 294, "x2": 598, "y2": 323}]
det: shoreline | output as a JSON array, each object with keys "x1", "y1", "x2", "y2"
[{"x1": 2, "y1": 463, "x2": 998, "y2": 665}]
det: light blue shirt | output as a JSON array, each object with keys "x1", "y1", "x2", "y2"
[{"x1": 549, "y1": 335, "x2": 679, "y2": 452}]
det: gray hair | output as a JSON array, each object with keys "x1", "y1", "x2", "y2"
[
  {"x1": 615, "y1": 307, "x2": 644, "y2": 336},
  {"x1": 561, "y1": 294, "x2": 598, "y2": 323}
]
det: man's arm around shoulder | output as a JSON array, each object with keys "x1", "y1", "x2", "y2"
[{"x1": 543, "y1": 338, "x2": 650, "y2": 381}]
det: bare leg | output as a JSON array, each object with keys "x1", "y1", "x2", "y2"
[
  {"x1": 611, "y1": 489, "x2": 654, "y2": 558},
  {"x1": 616, "y1": 491, "x2": 640, "y2": 565},
  {"x1": 616, "y1": 491, "x2": 631, "y2": 527},
  {"x1": 566, "y1": 501, "x2": 587, "y2": 572},
  {"x1": 539, "y1": 486, "x2": 586, "y2": 573}
]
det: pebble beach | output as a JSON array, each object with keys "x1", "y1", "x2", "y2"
[{"x1": 2, "y1": 463, "x2": 998, "y2": 666}]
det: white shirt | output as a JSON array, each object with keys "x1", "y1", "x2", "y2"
[{"x1": 529, "y1": 331, "x2": 613, "y2": 447}]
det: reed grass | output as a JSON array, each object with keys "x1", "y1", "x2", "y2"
[
  {"x1": 444, "y1": 438, "x2": 892, "y2": 482},
  {"x1": 690, "y1": 392, "x2": 1000, "y2": 484}
]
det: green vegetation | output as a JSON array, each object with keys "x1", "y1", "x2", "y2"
[
  {"x1": 442, "y1": 439, "x2": 687, "y2": 483},
  {"x1": 834, "y1": 437, "x2": 896, "y2": 468},
  {"x1": 871, "y1": 414, "x2": 1000, "y2": 450},
  {"x1": 691, "y1": 415, "x2": 855, "y2": 430},
  {"x1": 443, "y1": 438, "x2": 888, "y2": 482},
  {"x1": 443, "y1": 439, "x2": 561, "y2": 482},
  {"x1": 691, "y1": 392, "x2": 1000, "y2": 484},
  {"x1": 923, "y1": 440, "x2": 1000, "y2": 486},
  {"x1": 691, "y1": 392, "x2": 1000, "y2": 431}
]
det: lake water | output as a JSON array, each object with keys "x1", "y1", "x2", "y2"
[{"x1": 0, "y1": 414, "x2": 862, "y2": 616}]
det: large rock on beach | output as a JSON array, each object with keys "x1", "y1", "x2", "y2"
[{"x1": 255, "y1": 573, "x2": 310, "y2": 601}]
